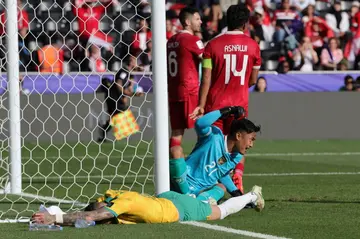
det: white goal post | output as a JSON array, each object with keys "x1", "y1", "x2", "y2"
[{"x1": 0, "y1": 0, "x2": 169, "y2": 223}]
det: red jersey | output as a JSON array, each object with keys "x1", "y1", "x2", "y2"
[
  {"x1": 0, "y1": 9, "x2": 29, "y2": 35},
  {"x1": 246, "y1": 0, "x2": 266, "y2": 11},
  {"x1": 167, "y1": 31, "x2": 204, "y2": 102},
  {"x1": 132, "y1": 31, "x2": 152, "y2": 51},
  {"x1": 73, "y1": 5, "x2": 105, "y2": 39},
  {"x1": 272, "y1": 9, "x2": 299, "y2": 22},
  {"x1": 350, "y1": 11, "x2": 360, "y2": 39},
  {"x1": 203, "y1": 31, "x2": 261, "y2": 112},
  {"x1": 305, "y1": 17, "x2": 334, "y2": 48}
]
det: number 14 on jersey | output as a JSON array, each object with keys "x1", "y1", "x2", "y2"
[{"x1": 224, "y1": 54, "x2": 248, "y2": 86}]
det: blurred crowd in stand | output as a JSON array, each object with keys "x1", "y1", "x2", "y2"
[{"x1": 1, "y1": 0, "x2": 360, "y2": 75}]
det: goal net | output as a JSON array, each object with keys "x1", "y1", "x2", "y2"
[{"x1": 0, "y1": 0, "x2": 159, "y2": 223}]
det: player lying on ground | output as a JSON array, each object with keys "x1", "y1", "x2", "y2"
[
  {"x1": 31, "y1": 187, "x2": 264, "y2": 226},
  {"x1": 170, "y1": 106, "x2": 261, "y2": 204},
  {"x1": 167, "y1": 7, "x2": 204, "y2": 162},
  {"x1": 191, "y1": 4, "x2": 262, "y2": 194}
]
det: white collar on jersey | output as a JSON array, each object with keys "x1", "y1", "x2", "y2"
[
  {"x1": 225, "y1": 31, "x2": 244, "y2": 35},
  {"x1": 224, "y1": 135, "x2": 229, "y2": 153}
]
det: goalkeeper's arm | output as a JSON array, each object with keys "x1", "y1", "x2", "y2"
[
  {"x1": 219, "y1": 174, "x2": 243, "y2": 197},
  {"x1": 194, "y1": 106, "x2": 246, "y2": 137}
]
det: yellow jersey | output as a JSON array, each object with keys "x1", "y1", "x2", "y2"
[{"x1": 96, "y1": 190, "x2": 179, "y2": 224}]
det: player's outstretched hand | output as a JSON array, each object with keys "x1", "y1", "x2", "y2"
[
  {"x1": 189, "y1": 106, "x2": 204, "y2": 120},
  {"x1": 31, "y1": 211, "x2": 55, "y2": 225}
]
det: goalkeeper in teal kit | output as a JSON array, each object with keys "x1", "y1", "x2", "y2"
[
  {"x1": 170, "y1": 106, "x2": 261, "y2": 203},
  {"x1": 31, "y1": 107, "x2": 264, "y2": 227}
]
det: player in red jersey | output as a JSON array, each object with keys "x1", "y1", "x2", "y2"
[
  {"x1": 190, "y1": 4, "x2": 261, "y2": 194},
  {"x1": 167, "y1": 7, "x2": 204, "y2": 168}
]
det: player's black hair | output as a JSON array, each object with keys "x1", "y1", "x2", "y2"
[
  {"x1": 229, "y1": 118, "x2": 261, "y2": 137},
  {"x1": 179, "y1": 7, "x2": 200, "y2": 28},
  {"x1": 226, "y1": 4, "x2": 250, "y2": 31}
]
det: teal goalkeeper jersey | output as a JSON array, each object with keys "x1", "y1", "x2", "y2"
[{"x1": 185, "y1": 111, "x2": 243, "y2": 194}]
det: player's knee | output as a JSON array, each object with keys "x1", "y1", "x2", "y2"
[{"x1": 216, "y1": 183, "x2": 227, "y2": 193}]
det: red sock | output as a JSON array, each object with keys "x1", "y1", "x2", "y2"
[
  {"x1": 169, "y1": 138, "x2": 181, "y2": 148},
  {"x1": 234, "y1": 162, "x2": 245, "y2": 176}
]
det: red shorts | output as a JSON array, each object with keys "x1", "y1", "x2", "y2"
[{"x1": 169, "y1": 95, "x2": 198, "y2": 130}]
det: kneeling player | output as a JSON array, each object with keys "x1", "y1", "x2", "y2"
[
  {"x1": 191, "y1": 4, "x2": 262, "y2": 194},
  {"x1": 31, "y1": 187, "x2": 264, "y2": 226},
  {"x1": 170, "y1": 106, "x2": 260, "y2": 204}
]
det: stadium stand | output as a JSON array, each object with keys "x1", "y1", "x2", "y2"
[{"x1": 0, "y1": 0, "x2": 359, "y2": 72}]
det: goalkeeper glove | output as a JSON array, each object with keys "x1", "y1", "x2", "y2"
[
  {"x1": 219, "y1": 106, "x2": 245, "y2": 119},
  {"x1": 232, "y1": 172, "x2": 244, "y2": 194},
  {"x1": 229, "y1": 189, "x2": 243, "y2": 197}
]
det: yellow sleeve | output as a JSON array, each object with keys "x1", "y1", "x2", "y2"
[
  {"x1": 97, "y1": 190, "x2": 124, "y2": 204},
  {"x1": 104, "y1": 189, "x2": 125, "y2": 200},
  {"x1": 202, "y1": 58, "x2": 212, "y2": 69},
  {"x1": 104, "y1": 196, "x2": 132, "y2": 217},
  {"x1": 96, "y1": 196, "x2": 105, "y2": 202}
]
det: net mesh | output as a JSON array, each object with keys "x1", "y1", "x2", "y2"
[{"x1": 0, "y1": 0, "x2": 155, "y2": 222}]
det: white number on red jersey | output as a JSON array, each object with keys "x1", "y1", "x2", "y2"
[
  {"x1": 168, "y1": 51, "x2": 178, "y2": 77},
  {"x1": 224, "y1": 54, "x2": 249, "y2": 85}
]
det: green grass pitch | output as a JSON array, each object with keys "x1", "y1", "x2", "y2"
[{"x1": 0, "y1": 139, "x2": 360, "y2": 239}]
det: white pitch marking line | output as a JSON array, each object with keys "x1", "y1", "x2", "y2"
[
  {"x1": 181, "y1": 221, "x2": 290, "y2": 239},
  {"x1": 25, "y1": 171, "x2": 360, "y2": 181},
  {"x1": 246, "y1": 172, "x2": 360, "y2": 176},
  {"x1": 246, "y1": 152, "x2": 360, "y2": 157},
  {"x1": 14, "y1": 151, "x2": 360, "y2": 160}
]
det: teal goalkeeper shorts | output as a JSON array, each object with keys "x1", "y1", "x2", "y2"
[{"x1": 157, "y1": 191, "x2": 212, "y2": 221}]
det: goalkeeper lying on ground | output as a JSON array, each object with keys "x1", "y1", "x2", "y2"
[{"x1": 31, "y1": 187, "x2": 264, "y2": 225}]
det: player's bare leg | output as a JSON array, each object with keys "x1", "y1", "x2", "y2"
[{"x1": 169, "y1": 129, "x2": 189, "y2": 194}]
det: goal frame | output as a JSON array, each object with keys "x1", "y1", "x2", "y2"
[{"x1": 1, "y1": 0, "x2": 169, "y2": 222}]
